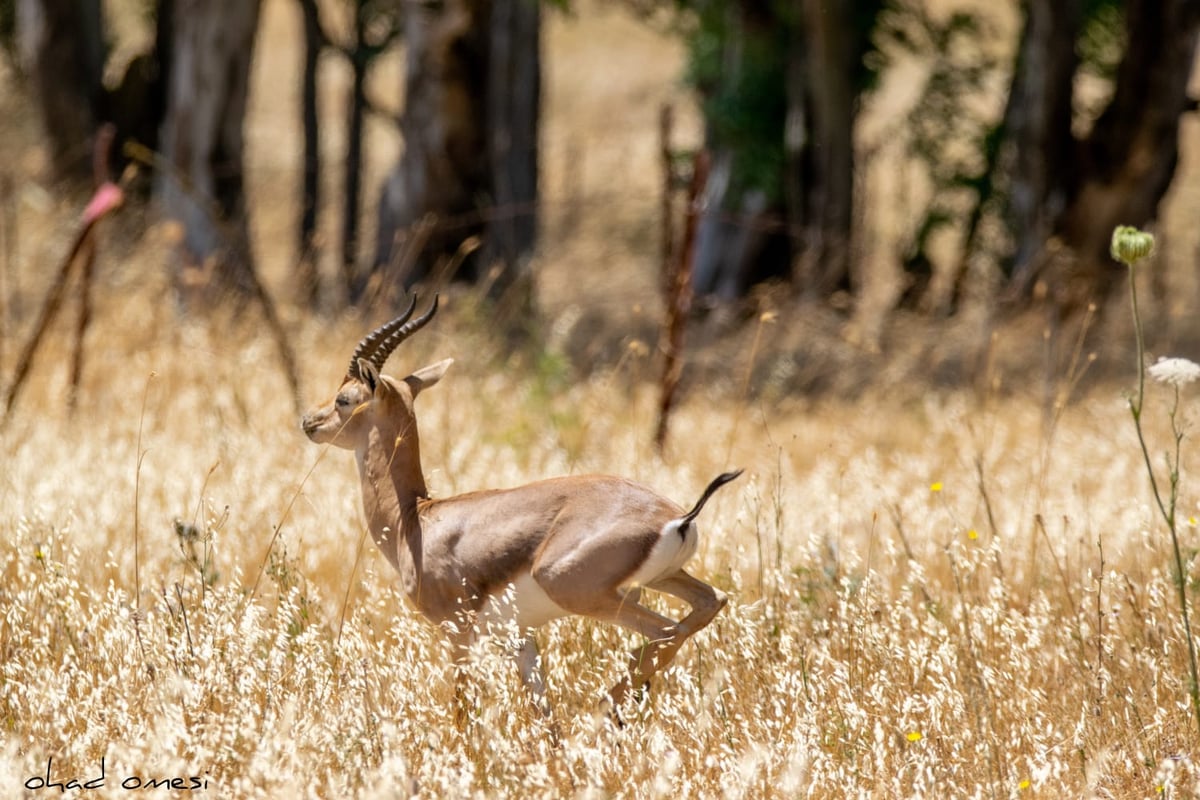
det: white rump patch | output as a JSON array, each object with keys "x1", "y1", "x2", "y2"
[
  {"x1": 478, "y1": 572, "x2": 568, "y2": 632},
  {"x1": 621, "y1": 519, "x2": 699, "y2": 589}
]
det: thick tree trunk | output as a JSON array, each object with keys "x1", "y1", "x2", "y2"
[
  {"x1": 484, "y1": 0, "x2": 539, "y2": 304},
  {"x1": 690, "y1": 4, "x2": 788, "y2": 304},
  {"x1": 789, "y1": 0, "x2": 861, "y2": 297},
  {"x1": 374, "y1": 0, "x2": 486, "y2": 290},
  {"x1": 994, "y1": 0, "x2": 1083, "y2": 299},
  {"x1": 691, "y1": 149, "x2": 774, "y2": 303},
  {"x1": 16, "y1": 0, "x2": 106, "y2": 179},
  {"x1": 157, "y1": 0, "x2": 263, "y2": 304},
  {"x1": 342, "y1": 50, "x2": 368, "y2": 300},
  {"x1": 373, "y1": 0, "x2": 538, "y2": 306},
  {"x1": 690, "y1": 0, "x2": 875, "y2": 304}
]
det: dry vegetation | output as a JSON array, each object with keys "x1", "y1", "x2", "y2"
[
  {"x1": 4, "y1": 287, "x2": 1200, "y2": 798},
  {"x1": 4, "y1": 1, "x2": 1200, "y2": 798}
]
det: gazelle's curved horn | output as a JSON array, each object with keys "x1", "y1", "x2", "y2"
[
  {"x1": 368, "y1": 295, "x2": 440, "y2": 372},
  {"x1": 346, "y1": 294, "x2": 418, "y2": 379}
]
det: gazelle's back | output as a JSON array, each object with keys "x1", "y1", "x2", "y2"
[{"x1": 418, "y1": 475, "x2": 682, "y2": 600}]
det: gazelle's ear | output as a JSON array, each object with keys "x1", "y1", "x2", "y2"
[
  {"x1": 405, "y1": 358, "x2": 454, "y2": 397},
  {"x1": 357, "y1": 358, "x2": 380, "y2": 393}
]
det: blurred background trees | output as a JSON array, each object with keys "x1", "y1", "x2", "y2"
[
  {"x1": 681, "y1": 0, "x2": 883, "y2": 304},
  {"x1": 958, "y1": 0, "x2": 1200, "y2": 313},
  {"x1": 371, "y1": 0, "x2": 540, "y2": 311},
  {"x1": 0, "y1": 0, "x2": 1197, "y2": 332},
  {"x1": 11, "y1": 0, "x2": 263, "y2": 302}
]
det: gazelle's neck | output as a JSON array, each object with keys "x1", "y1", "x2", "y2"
[{"x1": 356, "y1": 421, "x2": 426, "y2": 578}]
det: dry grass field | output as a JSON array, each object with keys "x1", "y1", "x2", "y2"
[
  {"x1": 4, "y1": 1, "x2": 1200, "y2": 797},
  {"x1": 6, "y1": 284, "x2": 1200, "y2": 798}
]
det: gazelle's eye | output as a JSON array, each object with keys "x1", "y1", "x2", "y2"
[{"x1": 336, "y1": 394, "x2": 352, "y2": 408}]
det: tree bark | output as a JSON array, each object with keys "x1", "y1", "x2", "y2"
[
  {"x1": 157, "y1": 0, "x2": 263, "y2": 304},
  {"x1": 16, "y1": 0, "x2": 106, "y2": 179},
  {"x1": 373, "y1": 0, "x2": 539, "y2": 307},
  {"x1": 374, "y1": 0, "x2": 485, "y2": 292},
  {"x1": 690, "y1": 3, "x2": 788, "y2": 304},
  {"x1": 689, "y1": 0, "x2": 878, "y2": 304},
  {"x1": 483, "y1": 0, "x2": 539, "y2": 305},
  {"x1": 341, "y1": 4, "x2": 369, "y2": 301}
]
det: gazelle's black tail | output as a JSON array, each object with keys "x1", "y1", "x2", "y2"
[{"x1": 677, "y1": 469, "x2": 743, "y2": 535}]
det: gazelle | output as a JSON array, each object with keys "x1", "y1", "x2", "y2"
[{"x1": 301, "y1": 295, "x2": 741, "y2": 719}]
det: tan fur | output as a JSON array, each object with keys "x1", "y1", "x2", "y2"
[{"x1": 302, "y1": 320, "x2": 738, "y2": 721}]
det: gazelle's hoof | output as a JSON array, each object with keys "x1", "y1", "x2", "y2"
[{"x1": 601, "y1": 678, "x2": 653, "y2": 728}]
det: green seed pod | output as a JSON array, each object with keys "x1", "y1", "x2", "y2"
[{"x1": 1110, "y1": 225, "x2": 1155, "y2": 266}]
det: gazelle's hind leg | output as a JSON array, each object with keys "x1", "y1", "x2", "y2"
[
  {"x1": 606, "y1": 570, "x2": 727, "y2": 712},
  {"x1": 648, "y1": 570, "x2": 728, "y2": 641},
  {"x1": 536, "y1": 582, "x2": 673, "y2": 714}
]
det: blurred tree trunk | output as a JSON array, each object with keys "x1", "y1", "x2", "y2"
[
  {"x1": 483, "y1": 0, "x2": 539, "y2": 305},
  {"x1": 298, "y1": 0, "x2": 401, "y2": 308},
  {"x1": 13, "y1": 0, "x2": 266, "y2": 307},
  {"x1": 991, "y1": 0, "x2": 1083, "y2": 300},
  {"x1": 787, "y1": 0, "x2": 877, "y2": 298},
  {"x1": 341, "y1": 2, "x2": 369, "y2": 301},
  {"x1": 372, "y1": 0, "x2": 539, "y2": 308},
  {"x1": 15, "y1": 0, "x2": 106, "y2": 179},
  {"x1": 157, "y1": 0, "x2": 263, "y2": 304},
  {"x1": 690, "y1": 4, "x2": 786, "y2": 304},
  {"x1": 296, "y1": 0, "x2": 323, "y2": 306}
]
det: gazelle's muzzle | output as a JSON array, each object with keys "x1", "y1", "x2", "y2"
[{"x1": 300, "y1": 410, "x2": 327, "y2": 440}]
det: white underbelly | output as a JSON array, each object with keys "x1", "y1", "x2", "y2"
[{"x1": 477, "y1": 572, "x2": 568, "y2": 632}]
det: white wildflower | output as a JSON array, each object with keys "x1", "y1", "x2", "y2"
[{"x1": 1148, "y1": 356, "x2": 1200, "y2": 388}]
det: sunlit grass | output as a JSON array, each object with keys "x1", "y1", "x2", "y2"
[{"x1": 1, "y1": 281, "x2": 1199, "y2": 797}]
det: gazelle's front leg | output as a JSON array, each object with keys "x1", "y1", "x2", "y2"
[
  {"x1": 514, "y1": 636, "x2": 564, "y2": 744},
  {"x1": 447, "y1": 628, "x2": 474, "y2": 730},
  {"x1": 514, "y1": 636, "x2": 550, "y2": 716},
  {"x1": 450, "y1": 622, "x2": 554, "y2": 725}
]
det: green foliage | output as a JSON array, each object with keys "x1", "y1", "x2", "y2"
[
  {"x1": 873, "y1": 3, "x2": 1002, "y2": 275},
  {"x1": 679, "y1": 1, "x2": 790, "y2": 203},
  {"x1": 1079, "y1": 0, "x2": 1124, "y2": 80},
  {"x1": 670, "y1": 0, "x2": 885, "y2": 205},
  {"x1": 1076, "y1": 0, "x2": 1124, "y2": 123}
]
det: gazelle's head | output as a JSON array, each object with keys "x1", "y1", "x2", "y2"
[{"x1": 301, "y1": 295, "x2": 452, "y2": 451}]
